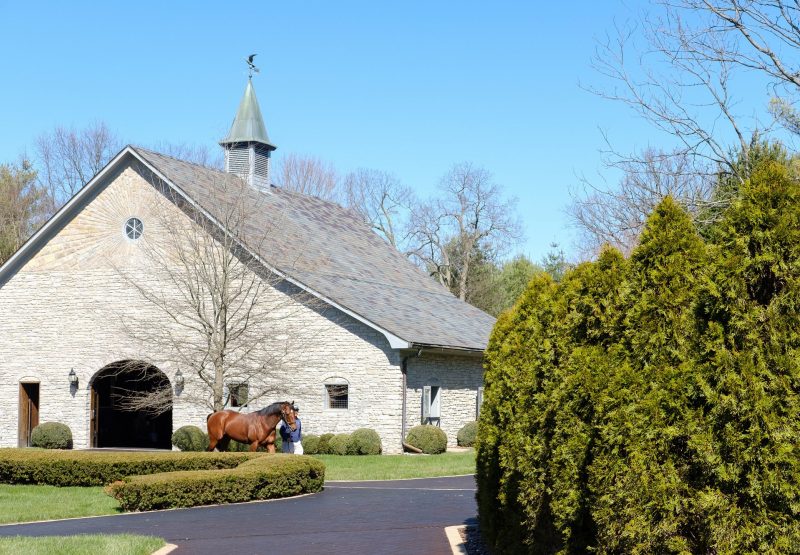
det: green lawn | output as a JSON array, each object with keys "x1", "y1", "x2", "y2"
[
  {"x1": 316, "y1": 449, "x2": 476, "y2": 481},
  {"x1": 0, "y1": 534, "x2": 164, "y2": 555},
  {"x1": 0, "y1": 484, "x2": 120, "y2": 524}
]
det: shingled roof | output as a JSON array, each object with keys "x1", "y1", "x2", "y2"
[{"x1": 131, "y1": 147, "x2": 495, "y2": 352}]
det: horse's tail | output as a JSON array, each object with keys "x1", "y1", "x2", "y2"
[{"x1": 206, "y1": 413, "x2": 214, "y2": 422}]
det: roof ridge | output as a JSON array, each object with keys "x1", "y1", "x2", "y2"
[
  {"x1": 130, "y1": 145, "x2": 230, "y2": 175},
  {"x1": 134, "y1": 146, "x2": 351, "y2": 210}
]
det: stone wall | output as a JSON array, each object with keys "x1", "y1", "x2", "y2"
[{"x1": 405, "y1": 353, "x2": 484, "y2": 447}]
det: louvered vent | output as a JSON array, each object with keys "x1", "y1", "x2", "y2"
[
  {"x1": 226, "y1": 146, "x2": 250, "y2": 176},
  {"x1": 254, "y1": 146, "x2": 271, "y2": 183}
]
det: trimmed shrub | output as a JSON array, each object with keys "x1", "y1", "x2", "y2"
[
  {"x1": 0, "y1": 449, "x2": 258, "y2": 486},
  {"x1": 347, "y1": 428, "x2": 382, "y2": 455},
  {"x1": 456, "y1": 422, "x2": 477, "y2": 447},
  {"x1": 106, "y1": 454, "x2": 325, "y2": 511},
  {"x1": 303, "y1": 434, "x2": 320, "y2": 455},
  {"x1": 317, "y1": 433, "x2": 335, "y2": 455},
  {"x1": 171, "y1": 426, "x2": 208, "y2": 452},
  {"x1": 405, "y1": 425, "x2": 447, "y2": 454},
  {"x1": 328, "y1": 434, "x2": 351, "y2": 456},
  {"x1": 30, "y1": 422, "x2": 72, "y2": 449}
]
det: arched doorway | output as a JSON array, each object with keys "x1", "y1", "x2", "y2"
[{"x1": 90, "y1": 361, "x2": 172, "y2": 449}]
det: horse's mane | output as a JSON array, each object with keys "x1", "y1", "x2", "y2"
[{"x1": 256, "y1": 401, "x2": 288, "y2": 416}]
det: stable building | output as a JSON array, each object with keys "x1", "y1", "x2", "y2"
[{"x1": 0, "y1": 79, "x2": 495, "y2": 453}]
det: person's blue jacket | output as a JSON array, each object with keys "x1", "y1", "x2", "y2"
[{"x1": 280, "y1": 417, "x2": 302, "y2": 442}]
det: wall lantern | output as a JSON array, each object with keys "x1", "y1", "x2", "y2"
[
  {"x1": 68, "y1": 368, "x2": 78, "y2": 388},
  {"x1": 175, "y1": 369, "x2": 185, "y2": 389}
]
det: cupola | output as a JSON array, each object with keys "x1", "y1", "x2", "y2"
[{"x1": 220, "y1": 79, "x2": 277, "y2": 191}]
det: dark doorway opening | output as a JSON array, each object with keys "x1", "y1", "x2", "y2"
[
  {"x1": 90, "y1": 361, "x2": 172, "y2": 449},
  {"x1": 18, "y1": 382, "x2": 39, "y2": 447}
]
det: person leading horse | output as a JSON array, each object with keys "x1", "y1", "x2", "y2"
[{"x1": 207, "y1": 400, "x2": 296, "y2": 453}]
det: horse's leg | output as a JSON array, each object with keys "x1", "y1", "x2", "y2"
[
  {"x1": 249, "y1": 441, "x2": 260, "y2": 452},
  {"x1": 207, "y1": 436, "x2": 217, "y2": 452},
  {"x1": 265, "y1": 430, "x2": 276, "y2": 453},
  {"x1": 217, "y1": 437, "x2": 231, "y2": 452}
]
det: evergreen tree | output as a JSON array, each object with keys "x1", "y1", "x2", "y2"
[
  {"x1": 691, "y1": 157, "x2": 800, "y2": 551},
  {"x1": 591, "y1": 196, "x2": 707, "y2": 552},
  {"x1": 477, "y1": 273, "x2": 559, "y2": 553}
]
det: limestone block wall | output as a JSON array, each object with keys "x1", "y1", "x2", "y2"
[
  {"x1": 0, "y1": 163, "x2": 408, "y2": 453},
  {"x1": 404, "y1": 353, "x2": 484, "y2": 447}
]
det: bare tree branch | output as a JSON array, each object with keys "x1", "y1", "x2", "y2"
[
  {"x1": 569, "y1": 148, "x2": 716, "y2": 256},
  {"x1": 274, "y1": 153, "x2": 340, "y2": 201},
  {"x1": 34, "y1": 121, "x2": 122, "y2": 213},
  {"x1": 407, "y1": 163, "x2": 522, "y2": 301},
  {"x1": 343, "y1": 168, "x2": 414, "y2": 248}
]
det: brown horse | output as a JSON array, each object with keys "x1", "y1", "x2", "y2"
[{"x1": 207, "y1": 401, "x2": 296, "y2": 453}]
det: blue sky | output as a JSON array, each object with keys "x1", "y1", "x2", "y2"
[{"x1": 0, "y1": 1, "x2": 760, "y2": 261}]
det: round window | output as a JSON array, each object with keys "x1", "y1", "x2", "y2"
[{"x1": 124, "y1": 217, "x2": 143, "y2": 240}]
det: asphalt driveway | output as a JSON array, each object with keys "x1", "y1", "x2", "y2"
[{"x1": 0, "y1": 475, "x2": 477, "y2": 554}]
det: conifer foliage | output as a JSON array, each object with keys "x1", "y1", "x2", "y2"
[{"x1": 477, "y1": 155, "x2": 800, "y2": 553}]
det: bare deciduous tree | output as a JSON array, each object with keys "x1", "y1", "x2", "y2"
[
  {"x1": 274, "y1": 153, "x2": 340, "y2": 201},
  {"x1": 407, "y1": 162, "x2": 522, "y2": 301},
  {"x1": 570, "y1": 148, "x2": 716, "y2": 256},
  {"x1": 115, "y1": 169, "x2": 317, "y2": 413},
  {"x1": 587, "y1": 2, "x2": 769, "y2": 178},
  {"x1": 149, "y1": 142, "x2": 224, "y2": 170},
  {"x1": 343, "y1": 168, "x2": 414, "y2": 248},
  {"x1": 35, "y1": 121, "x2": 122, "y2": 212},
  {"x1": 577, "y1": 1, "x2": 800, "y2": 253}
]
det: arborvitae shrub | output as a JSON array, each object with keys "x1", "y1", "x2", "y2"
[
  {"x1": 590, "y1": 197, "x2": 708, "y2": 552},
  {"x1": 477, "y1": 166, "x2": 800, "y2": 554},
  {"x1": 347, "y1": 428, "x2": 382, "y2": 455},
  {"x1": 456, "y1": 422, "x2": 477, "y2": 447},
  {"x1": 302, "y1": 434, "x2": 320, "y2": 455},
  {"x1": 328, "y1": 434, "x2": 351, "y2": 456},
  {"x1": 317, "y1": 433, "x2": 335, "y2": 454},
  {"x1": 476, "y1": 274, "x2": 559, "y2": 551},
  {"x1": 405, "y1": 425, "x2": 447, "y2": 454},
  {"x1": 30, "y1": 422, "x2": 72, "y2": 449},
  {"x1": 171, "y1": 426, "x2": 208, "y2": 452}
]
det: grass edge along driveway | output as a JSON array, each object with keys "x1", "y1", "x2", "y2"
[
  {"x1": 0, "y1": 450, "x2": 476, "y2": 525},
  {"x1": 0, "y1": 534, "x2": 164, "y2": 555}
]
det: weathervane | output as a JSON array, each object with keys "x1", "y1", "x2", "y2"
[{"x1": 246, "y1": 53, "x2": 260, "y2": 78}]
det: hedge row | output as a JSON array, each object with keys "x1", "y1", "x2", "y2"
[
  {"x1": 106, "y1": 454, "x2": 325, "y2": 511},
  {"x1": 0, "y1": 449, "x2": 258, "y2": 486},
  {"x1": 478, "y1": 151, "x2": 800, "y2": 553}
]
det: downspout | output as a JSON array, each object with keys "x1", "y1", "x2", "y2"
[{"x1": 401, "y1": 348, "x2": 423, "y2": 453}]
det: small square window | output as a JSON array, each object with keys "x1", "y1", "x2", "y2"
[
  {"x1": 325, "y1": 384, "x2": 348, "y2": 409},
  {"x1": 229, "y1": 383, "x2": 249, "y2": 408}
]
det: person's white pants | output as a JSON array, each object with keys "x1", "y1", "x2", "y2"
[{"x1": 282, "y1": 441, "x2": 303, "y2": 454}]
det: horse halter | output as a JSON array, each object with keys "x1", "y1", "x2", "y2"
[{"x1": 281, "y1": 404, "x2": 297, "y2": 430}]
